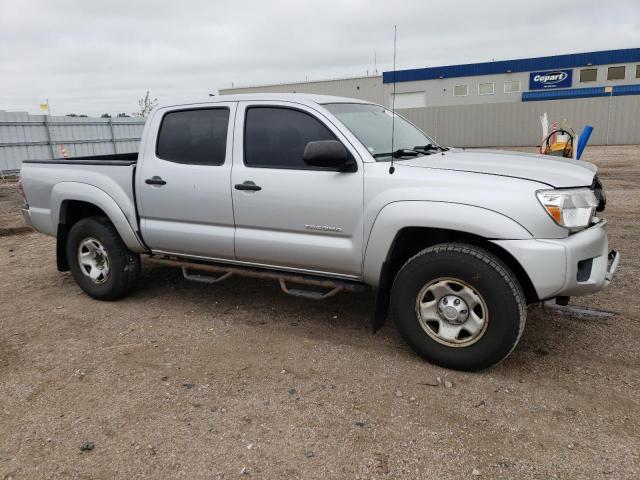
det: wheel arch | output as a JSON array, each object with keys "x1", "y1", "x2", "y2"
[
  {"x1": 363, "y1": 202, "x2": 538, "y2": 331},
  {"x1": 52, "y1": 183, "x2": 146, "y2": 271},
  {"x1": 384, "y1": 227, "x2": 537, "y2": 300}
]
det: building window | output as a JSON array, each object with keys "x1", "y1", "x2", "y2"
[
  {"x1": 607, "y1": 66, "x2": 625, "y2": 80},
  {"x1": 636, "y1": 65, "x2": 640, "y2": 78},
  {"x1": 453, "y1": 84, "x2": 468, "y2": 96},
  {"x1": 504, "y1": 80, "x2": 521, "y2": 93},
  {"x1": 580, "y1": 68, "x2": 598, "y2": 82},
  {"x1": 390, "y1": 91, "x2": 426, "y2": 108},
  {"x1": 478, "y1": 82, "x2": 494, "y2": 95}
]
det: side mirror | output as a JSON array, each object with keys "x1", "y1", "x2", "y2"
[{"x1": 303, "y1": 140, "x2": 355, "y2": 172}]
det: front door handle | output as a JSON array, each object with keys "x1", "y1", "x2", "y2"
[
  {"x1": 145, "y1": 176, "x2": 167, "y2": 186},
  {"x1": 235, "y1": 181, "x2": 261, "y2": 191}
]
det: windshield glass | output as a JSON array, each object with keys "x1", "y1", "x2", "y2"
[{"x1": 323, "y1": 103, "x2": 436, "y2": 160}]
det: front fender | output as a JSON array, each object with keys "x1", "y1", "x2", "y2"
[
  {"x1": 51, "y1": 182, "x2": 145, "y2": 253},
  {"x1": 362, "y1": 201, "x2": 533, "y2": 286}
]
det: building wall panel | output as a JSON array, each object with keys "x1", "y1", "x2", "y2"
[{"x1": 398, "y1": 95, "x2": 640, "y2": 147}]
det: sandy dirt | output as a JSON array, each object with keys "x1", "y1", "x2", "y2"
[{"x1": 0, "y1": 146, "x2": 639, "y2": 479}]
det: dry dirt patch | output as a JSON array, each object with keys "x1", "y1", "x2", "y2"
[{"x1": 0, "y1": 147, "x2": 638, "y2": 479}]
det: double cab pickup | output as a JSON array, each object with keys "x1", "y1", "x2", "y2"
[{"x1": 19, "y1": 94, "x2": 619, "y2": 370}]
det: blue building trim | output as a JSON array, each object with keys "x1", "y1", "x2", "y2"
[
  {"x1": 521, "y1": 84, "x2": 640, "y2": 101},
  {"x1": 382, "y1": 48, "x2": 640, "y2": 84},
  {"x1": 612, "y1": 84, "x2": 640, "y2": 96}
]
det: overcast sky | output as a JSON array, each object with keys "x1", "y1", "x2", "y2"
[{"x1": 1, "y1": 0, "x2": 638, "y2": 116}]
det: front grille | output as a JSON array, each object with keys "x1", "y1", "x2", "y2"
[{"x1": 591, "y1": 175, "x2": 606, "y2": 212}]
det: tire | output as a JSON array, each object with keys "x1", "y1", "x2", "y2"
[
  {"x1": 390, "y1": 243, "x2": 526, "y2": 371},
  {"x1": 66, "y1": 215, "x2": 141, "y2": 300}
]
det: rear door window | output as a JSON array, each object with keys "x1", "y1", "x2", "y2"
[{"x1": 157, "y1": 108, "x2": 229, "y2": 165}]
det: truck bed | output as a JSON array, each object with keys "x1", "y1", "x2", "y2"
[{"x1": 20, "y1": 153, "x2": 140, "y2": 240}]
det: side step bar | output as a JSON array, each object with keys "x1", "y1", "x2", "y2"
[{"x1": 144, "y1": 255, "x2": 369, "y2": 299}]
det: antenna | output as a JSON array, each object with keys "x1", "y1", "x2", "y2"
[{"x1": 389, "y1": 25, "x2": 397, "y2": 175}]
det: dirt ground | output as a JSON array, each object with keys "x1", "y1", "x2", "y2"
[{"x1": 1, "y1": 146, "x2": 639, "y2": 479}]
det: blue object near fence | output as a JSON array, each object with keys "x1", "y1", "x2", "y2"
[{"x1": 576, "y1": 125, "x2": 593, "y2": 160}]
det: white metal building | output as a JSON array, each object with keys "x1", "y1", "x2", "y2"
[{"x1": 221, "y1": 48, "x2": 640, "y2": 109}]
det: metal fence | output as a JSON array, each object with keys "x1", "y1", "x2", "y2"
[
  {"x1": 1, "y1": 94, "x2": 638, "y2": 174},
  {"x1": 0, "y1": 111, "x2": 145, "y2": 174},
  {"x1": 398, "y1": 94, "x2": 640, "y2": 148}
]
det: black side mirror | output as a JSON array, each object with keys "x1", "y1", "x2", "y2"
[{"x1": 303, "y1": 140, "x2": 355, "y2": 172}]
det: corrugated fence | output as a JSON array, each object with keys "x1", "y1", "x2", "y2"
[
  {"x1": 0, "y1": 111, "x2": 145, "y2": 174},
  {"x1": 1, "y1": 94, "x2": 638, "y2": 173},
  {"x1": 399, "y1": 95, "x2": 640, "y2": 148}
]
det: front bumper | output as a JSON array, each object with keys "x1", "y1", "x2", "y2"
[{"x1": 492, "y1": 220, "x2": 620, "y2": 300}]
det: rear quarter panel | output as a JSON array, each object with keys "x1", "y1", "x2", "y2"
[{"x1": 20, "y1": 162, "x2": 144, "y2": 251}]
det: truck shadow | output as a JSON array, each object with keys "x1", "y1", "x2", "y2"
[{"x1": 134, "y1": 264, "x2": 603, "y2": 375}]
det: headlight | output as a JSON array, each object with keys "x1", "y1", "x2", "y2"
[{"x1": 536, "y1": 188, "x2": 598, "y2": 231}]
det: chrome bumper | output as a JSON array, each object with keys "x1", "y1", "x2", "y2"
[
  {"x1": 21, "y1": 206, "x2": 33, "y2": 227},
  {"x1": 605, "y1": 249, "x2": 620, "y2": 286}
]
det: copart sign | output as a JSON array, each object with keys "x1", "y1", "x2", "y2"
[{"x1": 529, "y1": 70, "x2": 572, "y2": 90}]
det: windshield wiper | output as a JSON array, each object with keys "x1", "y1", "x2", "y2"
[
  {"x1": 372, "y1": 148, "x2": 421, "y2": 159},
  {"x1": 413, "y1": 144, "x2": 449, "y2": 152}
]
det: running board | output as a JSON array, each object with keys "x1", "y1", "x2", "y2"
[
  {"x1": 182, "y1": 267, "x2": 232, "y2": 284},
  {"x1": 145, "y1": 255, "x2": 369, "y2": 299}
]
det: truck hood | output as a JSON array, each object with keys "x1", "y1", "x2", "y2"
[{"x1": 400, "y1": 149, "x2": 597, "y2": 188}]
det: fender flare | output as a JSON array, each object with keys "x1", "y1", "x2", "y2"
[
  {"x1": 51, "y1": 182, "x2": 146, "y2": 253},
  {"x1": 362, "y1": 200, "x2": 533, "y2": 287}
]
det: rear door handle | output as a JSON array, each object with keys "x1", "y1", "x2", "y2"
[
  {"x1": 145, "y1": 176, "x2": 166, "y2": 186},
  {"x1": 235, "y1": 181, "x2": 261, "y2": 191}
]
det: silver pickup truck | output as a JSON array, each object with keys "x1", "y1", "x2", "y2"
[{"x1": 18, "y1": 93, "x2": 619, "y2": 370}]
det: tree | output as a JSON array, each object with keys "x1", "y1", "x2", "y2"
[
  {"x1": 66, "y1": 113, "x2": 78, "y2": 117},
  {"x1": 101, "y1": 113, "x2": 111, "y2": 118},
  {"x1": 117, "y1": 113, "x2": 130, "y2": 118},
  {"x1": 135, "y1": 91, "x2": 158, "y2": 118}
]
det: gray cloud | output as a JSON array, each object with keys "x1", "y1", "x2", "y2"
[{"x1": 1, "y1": 0, "x2": 638, "y2": 116}]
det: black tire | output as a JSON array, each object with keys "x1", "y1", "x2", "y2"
[
  {"x1": 390, "y1": 243, "x2": 526, "y2": 371},
  {"x1": 66, "y1": 215, "x2": 141, "y2": 300}
]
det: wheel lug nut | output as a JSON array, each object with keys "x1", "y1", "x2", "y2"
[
  {"x1": 454, "y1": 299, "x2": 460, "y2": 305},
  {"x1": 443, "y1": 298, "x2": 448, "y2": 305},
  {"x1": 461, "y1": 310, "x2": 467, "y2": 314}
]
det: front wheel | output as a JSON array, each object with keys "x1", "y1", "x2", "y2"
[
  {"x1": 67, "y1": 216, "x2": 141, "y2": 300},
  {"x1": 390, "y1": 243, "x2": 526, "y2": 371}
]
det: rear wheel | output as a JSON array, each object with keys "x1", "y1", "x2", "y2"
[
  {"x1": 390, "y1": 243, "x2": 526, "y2": 371},
  {"x1": 67, "y1": 216, "x2": 140, "y2": 300}
]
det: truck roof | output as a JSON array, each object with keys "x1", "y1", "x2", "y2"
[{"x1": 160, "y1": 93, "x2": 375, "y2": 110}]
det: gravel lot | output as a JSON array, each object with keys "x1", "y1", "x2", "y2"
[{"x1": 1, "y1": 146, "x2": 639, "y2": 479}]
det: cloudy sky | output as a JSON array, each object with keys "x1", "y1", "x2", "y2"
[{"x1": 1, "y1": 0, "x2": 638, "y2": 116}]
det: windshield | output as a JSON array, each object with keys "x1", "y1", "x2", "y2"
[{"x1": 323, "y1": 103, "x2": 436, "y2": 160}]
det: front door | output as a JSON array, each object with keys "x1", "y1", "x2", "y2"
[
  {"x1": 231, "y1": 101, "x2": 364, "y2": 278},
  {"x1": 137, "y1": 103, "x2": 236, "y2": 259}
]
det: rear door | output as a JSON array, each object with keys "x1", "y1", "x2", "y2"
[
  {"x1": 137, "y1": 103, "x2": 236, "y2": 259},
  {"x1": 231, "y1": 101, "x2": 364, "y2": 278}
]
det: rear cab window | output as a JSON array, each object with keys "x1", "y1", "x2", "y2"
[{"x1": 156, "y1": 108, "x2": 230, "y2": 165}]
